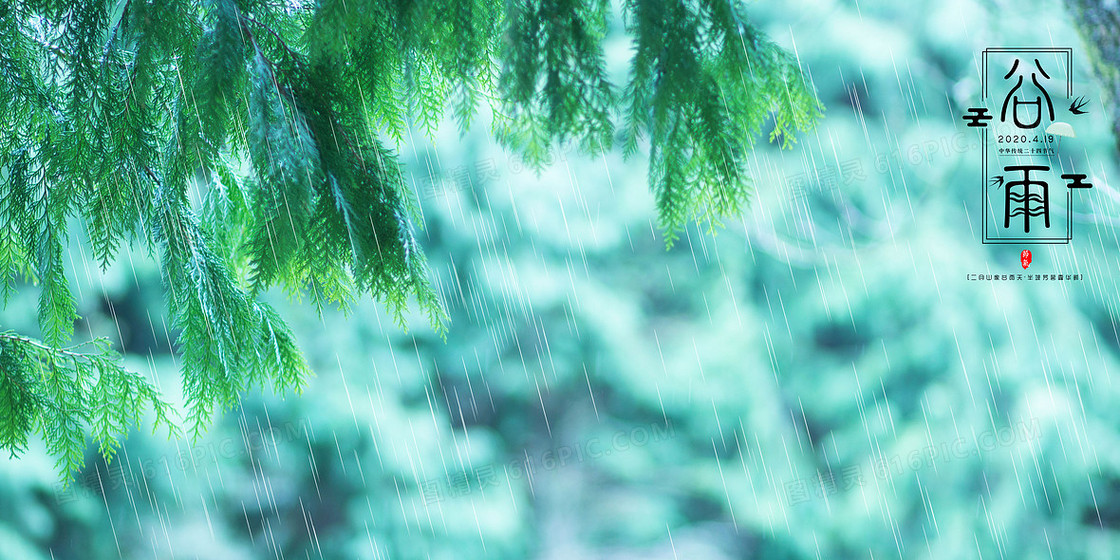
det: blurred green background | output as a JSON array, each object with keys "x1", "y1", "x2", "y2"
[{"x1": 5, "y1": 0, "x2": 1120, "y2": 558}]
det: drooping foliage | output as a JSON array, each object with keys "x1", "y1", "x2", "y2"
[
  {"x1": 0, "y1": 0, "x2": 821, "y2": 478},
  {"x1": 0, "y1": 333, "x2": 177, "y2": 477}
]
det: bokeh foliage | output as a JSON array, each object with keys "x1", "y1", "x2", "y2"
[{"x1": 3, "y1": 0, "x2": 1119, "y2": 559}]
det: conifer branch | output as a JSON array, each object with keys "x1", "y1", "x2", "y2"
[{"x1": 0, "y1": 0, "x2": 820, "y2": 478}]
